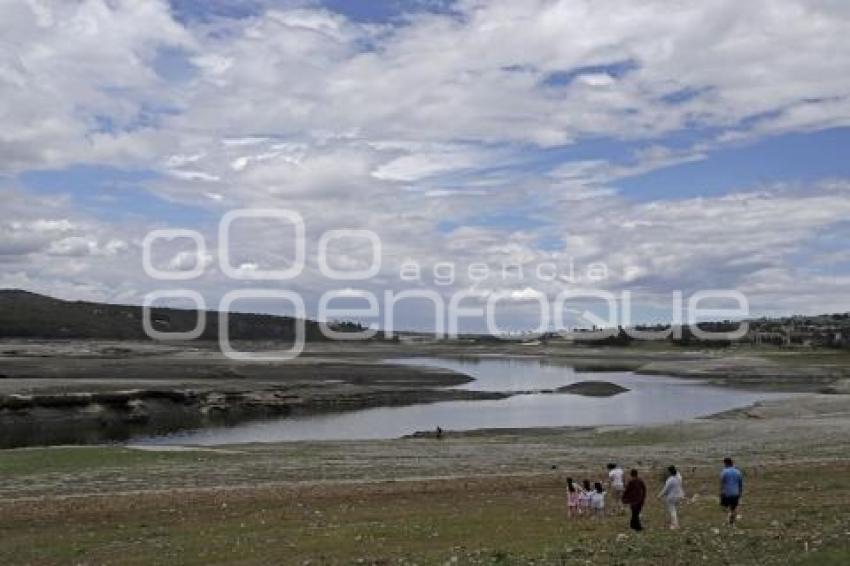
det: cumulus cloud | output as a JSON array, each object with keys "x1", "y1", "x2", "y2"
[
  {"x1": 1, "y1": 0, "x2": 850, "y2": 325},
  {"x1": 0, "y1": 0, "x2": 193, "y2": 172}
]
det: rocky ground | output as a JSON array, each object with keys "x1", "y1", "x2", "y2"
[
  {"x1": 2, "y1": 339, "x2": 848, "y2": 448},
  {"x1": 1, "y1": 340, "x2": 849, "y2": 563},
  {"x1": 0, "y1": 340, "x2": 493, "y2": 447},
  {"x1": 0, "y1": 394, "x2": 849, "y2": 564}
]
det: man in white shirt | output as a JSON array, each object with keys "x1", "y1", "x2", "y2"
[{"x1": 607, "y1": 463, "x2": 625, "y2": 514}]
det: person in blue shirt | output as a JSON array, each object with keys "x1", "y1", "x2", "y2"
[{"x1": 719, "y1": 457, "x2": 743, "y2": 525}]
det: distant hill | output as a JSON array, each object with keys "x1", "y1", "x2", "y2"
[{"x1": 0, "y1": 289, "x2": 337, "y2": 341}]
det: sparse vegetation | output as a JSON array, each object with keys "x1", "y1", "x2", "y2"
[
  {"x1": 0, "y1": 289, "x2": 331, "y2": 341},
  {"x1": 0, "y1": 448, "x2": 848, "y2": 564}
]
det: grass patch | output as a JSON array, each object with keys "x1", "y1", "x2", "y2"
[
  {"x1": 1, "y1": 462, "x2": 848, "y2": 564},
  {"x1": 0, "y1": 446, "x2": 224, "y2": 476}
]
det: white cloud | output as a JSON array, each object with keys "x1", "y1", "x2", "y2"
[
  {"x1": 167, "y1": 249, "x2": 213, "y2": 272},
  {"x1": 167, "y1": 169, "x2": 221, "y2": 182},
  {"x1": 3, "y1": 0, "x2": 850, "y2": 172},
  {"x1": 2, "y1": 0, "x2": 850, "y2": 325},
  {"x1": 0, "y1": 0, "x2": 194, "y2": 172},
  {"x1": 47, "y1": 236, "x2": 98, "y2": 257}
]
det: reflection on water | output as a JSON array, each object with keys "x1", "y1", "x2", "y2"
[{"x1": 136, "y1": 357, "x2": 793, "y2": 446}]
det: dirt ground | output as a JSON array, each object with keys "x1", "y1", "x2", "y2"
[
  {"x1": 1, "y1": 394, "x2": 849, "y2": 564},
  {"x1": 3, "y1": 339, "x2": 848, "y2": 392},
  {"x1": 2, "y1": 462, "x2": 849, "y2": 565},
  {"x1": 1, "y1": 339, "x2": 847, "y2": 447},
  {"x1": 1, "y1": 340, "x2": 849, "y2": 563}
]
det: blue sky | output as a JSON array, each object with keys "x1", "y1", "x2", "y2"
[
  {"x1": 615, "y1": 128, "x2": 850, "y2": 201},
  {"x1": 169, "y1": 0, "x2": 460, "y2": 24},
  {"x1": 2, "y1": 0, "x2": 850, "y2": 329},
  {"x1": 19, "y1": 166, "x2": 214, "y2": 225},
  {"x1": 16, "y1": 126, "x2": 850, "y2": 228}
]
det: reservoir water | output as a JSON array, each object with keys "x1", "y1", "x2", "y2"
[{"x1": 135, "y1": 357, "x2": 791, "y2": 446}]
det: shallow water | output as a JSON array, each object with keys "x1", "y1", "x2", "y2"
[{"x1": 135, "y1": 357, "x2": 793, "y2": 446}]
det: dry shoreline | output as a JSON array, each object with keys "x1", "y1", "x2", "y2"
[
  {"x1": 1, "y1": 341, "x2": 849, "y2": 563},
  {"x1": 2, "y1": 392, "x2": 850, "y2": 498},
  {"x1": 0, "y1": 348, "x2": 493, "y2": 448},
  {"x1": 1, "y1": 393, "x2": 849, "y2": 563},
  {"x1": 1, "y1": 339, "x2": 849, "y2": 448}
]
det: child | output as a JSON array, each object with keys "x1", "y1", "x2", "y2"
[
  {"x1": 579, "y1": 479, "x2": 593, "y2": 514},
  {"x1": 566, "y1": 477, "x2": 582, "y2": 518},
  {"x1": 590, "y1": 481, "x2": 606, "y2": 518}
]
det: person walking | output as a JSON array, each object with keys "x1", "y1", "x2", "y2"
[
  {"x1": 607, "y1": 463, "x2": 625, "y2": 514},
  {"x1": 720, "y1": 457, "x2": 743, "y2": 525},
  {"x1": 658, "y1": 465, "x2": 685, "y2": 529},
  {"x1": 579, "y1": 479, "x2": 593, "y2": 515},
  {"x1": 566, "y1": 477, "x2": 582, "y2": 519},
  {"x1": 622, "y1": 468, "x2": 647, "y2": 531},
  {"x1": 589, "y1": 482, "x2": 606, "y2": 519}
]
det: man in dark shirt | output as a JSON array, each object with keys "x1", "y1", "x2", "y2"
[{"x1": 622, "y1": 468, "x2": 647, "y2": 531}]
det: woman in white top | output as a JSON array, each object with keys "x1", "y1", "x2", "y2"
[
  {"x1": 658, "y1": 465, "x2": 685, "y2": 529},
  {"x1": 607, "y1": 463, "x2": 625, "y2": 515}
]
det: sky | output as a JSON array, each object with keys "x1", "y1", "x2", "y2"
[{"x1": 1, "y1": 0, "x2": 850, "y2": 332}]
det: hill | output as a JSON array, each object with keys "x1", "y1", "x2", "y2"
[{"x1": 0, "y1": 289, "x2": 335, "y2": 341}]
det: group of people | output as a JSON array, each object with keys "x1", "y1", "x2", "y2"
[{"x1": 565, "y1": 457, "x2": 744, "y2": 531}]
